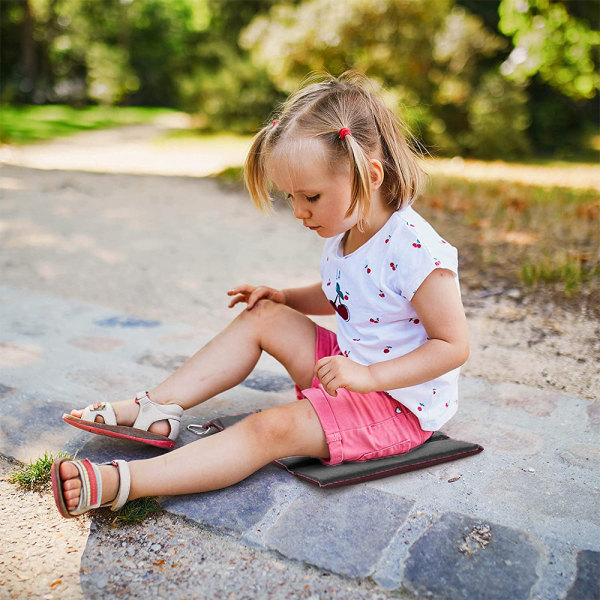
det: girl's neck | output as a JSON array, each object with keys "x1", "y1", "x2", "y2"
[{"x1": 343, "y1": 200, "x2": 396, "y2": 256}]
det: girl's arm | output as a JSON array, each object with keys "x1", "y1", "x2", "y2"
[
  {"x1": 282, "y1": 282, "x2": 335, "y2": 315},
  {"x1": 315, "y1": 269, "x2": 469, "y2": 396},
  {"x1": 228, "y1": 281, "x2": 334, "y2": 315}
]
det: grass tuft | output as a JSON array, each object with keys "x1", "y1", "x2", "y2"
[
  {"x1": 8, "y1": 451, "x2": 72, "y2": 492},
  {"x1": 521, "y1": 256, "x2": 599, "y2": 295},
  {"x1": 111, "y1": 497, "x2": 163, "y2": 525}
]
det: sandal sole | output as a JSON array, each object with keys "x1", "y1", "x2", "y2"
[{"x1": 63, "y1": 415, "x2": 175, "y2": 449}]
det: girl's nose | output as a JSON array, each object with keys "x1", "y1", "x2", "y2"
[{"x1": 292, "y1": 200, "x2": 311, "y2": 220}]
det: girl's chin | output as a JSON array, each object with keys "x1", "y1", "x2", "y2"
[{"x1": 314, "y1": 227, "x2": 348, "y2": 238}]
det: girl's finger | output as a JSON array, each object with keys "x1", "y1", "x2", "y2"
[
  {"x1": 228, "y1": 284, "x2": 253, "y2": 296},
  {"x1": 326, "y1": 382, "x2": 338, "y2": 397},
  {"x1": 246, "y1": 289, "x2": 267, "y2": 310},
  {"x1": 314, "y1": 357, "x2": 331, "y2": 376},
  {"x1": 228, "y1": 298, "x2": 241, "y2": 308}
]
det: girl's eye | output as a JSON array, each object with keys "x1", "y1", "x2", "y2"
[{"x1": 306, "y1": 194, "x2": 320, "y2": 202}]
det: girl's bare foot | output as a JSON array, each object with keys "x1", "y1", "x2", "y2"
[
  {"x1": 69, "y1": 397, "x2": 171, "y2": 438},
  {"x1": 59, "y1": 461, "x2": 120, "y2": 512}
]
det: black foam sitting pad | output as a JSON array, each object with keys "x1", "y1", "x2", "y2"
[{"x1": 196, "y1": 413, "x2": 484, "y2": 488}]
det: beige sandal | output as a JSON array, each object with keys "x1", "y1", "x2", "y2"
[
  {"x1": 63, "y1": 391, "x2": 183, "y2": 449},
  {"x1": 51, "y1": 458, "x2": 131, "y2": 518}
]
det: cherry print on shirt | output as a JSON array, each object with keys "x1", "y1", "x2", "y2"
[
  {"x1": 409, "y1": 317, "x2": 420, "y2": 325},
  {"x1": 385, "y1": 235, "x2": 391, "y2": 244},
  {"x1": 417, "y1": 402, "x2": 425, "y2": 412},
  {"x1": 364, "y1": 264, "x2": 371, "y2": 274},
  {"x1": 343, "y1": 350, "x2": 350, "y2": 357},
  {"x1": 412, "y1": 239, "x2": 422, "y2": 248},
  {"x1": 379, "y1": 290, "x2": 385, "y2": 297},
  {"x1": 326, "y1": 278, "x2": 331, "y2": 286},
  {"x1": 369, "y1": 317, "x2": 379, "y2": 323},
  {"x1": 390, "y1": 262, "x2": 397, "y2": 271},
  {"x1": 434, "y1": 258, "x2": 441, "y2": 266},
  {"x1": 383, "y1": 345, "x2": 392, "y2": 354},
  {"x1": 329, "y1": 282, "x2": 350, "y2": 321}
]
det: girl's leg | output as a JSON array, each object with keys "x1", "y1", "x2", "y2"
[
  {"x1": 60, "y1": 398, "x2": 329, "y2": 510},
  {"x1": 69, "y1": 300, "x2": 318, "y2": 436}
]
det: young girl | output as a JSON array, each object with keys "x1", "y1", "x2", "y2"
[{"x1": 53, "y1": 71, "x2": 469, "y2": 518}]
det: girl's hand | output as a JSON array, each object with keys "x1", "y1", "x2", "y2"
[
  {"x1": 314, "y1": 356, "x2": 377, "y2": 397},
  {"x1": 227, "y1": 285, "x2": 286, "y2": 310}
]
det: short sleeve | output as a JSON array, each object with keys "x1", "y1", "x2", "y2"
[{"x1": 384, "y1": 216, "x2": 459, "y2": 301}]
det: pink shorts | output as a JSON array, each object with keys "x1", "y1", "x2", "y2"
[{"x1": 296, "y1": 324, "x2": 433, "y2": 465}]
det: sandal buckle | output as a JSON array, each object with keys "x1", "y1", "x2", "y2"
[{"x1": 187, "y1": 423, "x2": 214, "y2": 436}]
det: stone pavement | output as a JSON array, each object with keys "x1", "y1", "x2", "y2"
[{"x1": 0, "y1": 154, "x2": 598, "y2": 598}]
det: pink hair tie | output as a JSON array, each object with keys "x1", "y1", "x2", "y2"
[
  {"x1": 272, "y1": 120, "x2": 279, "y2": 127},
  {"x1": 339, "y1": 127, "x2": 352, "y2": 140}
]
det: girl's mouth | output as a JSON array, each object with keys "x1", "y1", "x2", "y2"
[{"x1": 306, "y1": 225, "x2": 321, "y2": 231}]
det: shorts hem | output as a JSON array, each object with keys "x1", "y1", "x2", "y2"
[{"x1": 302, "y1": 387, "x2": 344, "y2": 466}]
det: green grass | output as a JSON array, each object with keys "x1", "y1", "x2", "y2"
[
  {"x1": 8, "y1": 451, "x2": 72, "y2": 492},
  {"x1": 111, "y1": 497, "x2": 163, "y2": 525},
  {"x1": 521, "y1": 256, "x2": 600, "y2": 295},
  {"x1": 0, "y1": 104, "x2": 179, "y2": 145}
]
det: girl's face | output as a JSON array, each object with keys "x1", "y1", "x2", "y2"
[{"x1": 266, "y1": 138, "x2": 358, "y2": 238}]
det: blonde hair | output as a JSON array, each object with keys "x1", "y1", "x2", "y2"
[{"x1": 244, "y1": 70, "x2": 425, "y2": 231}]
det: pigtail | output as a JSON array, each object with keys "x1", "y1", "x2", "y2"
[
  {"x1": 244, "y1": 124, "x2": 274, "y2": 212},
  {"x1": 368, "y1": 94, "x2": 426, "y2": 209},
  {"x1": 342, "y1": 133, "x2": 373, "y2": 232}
]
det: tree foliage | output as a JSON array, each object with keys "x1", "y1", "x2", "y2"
[
  {"x1": 499, "y1": 0, "x2": 600, "y2": 100},
  {"x1": 1, "y1": 0, "x2": 597, "y2": 158},
  {"x1": 241, "y1": 0, "x2": 533, "y2": 158}
]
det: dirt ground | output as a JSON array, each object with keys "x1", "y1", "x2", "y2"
[{"x1": 463, "y1": 292, "x2": 598, "y2": 401}]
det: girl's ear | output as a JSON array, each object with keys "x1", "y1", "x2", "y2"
[{"x1": 369, "y1": 159, "x2": 384, "y2": 190}]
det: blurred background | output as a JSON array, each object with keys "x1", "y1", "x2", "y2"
[
  {"x1": 2, "y1": 0, "x2": 598, "y2": 159},
  {"x1": 1, "y1": 0, "x2": 599, "y2": 310}
]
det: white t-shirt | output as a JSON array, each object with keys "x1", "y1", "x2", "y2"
[{"x1": 320, "y1": 206, "x2": 461, "y2": 431}]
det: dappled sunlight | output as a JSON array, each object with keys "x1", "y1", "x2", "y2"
[
  {"x1": 2, "y1": 220, "x2": 125, "y2": 263},
  {"x1": 478, "y1": 229, "x2": 541, "y2": 247},
  {"x1": 425, "y1": 157, "x2": 600, "y2": 191},
  {"x1": 34, "y1": 260, "x2": 61, "y2": 280},
  {"x1": 0, "y1": 342, "x2": 44, "y2": 367},
  {"x1": 0, "y1": 176, "x2": 28, "y2": 190},
  {"x1": 2, "y1": 123, "x2": 253, "y2": 178}
]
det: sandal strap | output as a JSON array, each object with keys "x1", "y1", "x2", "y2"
[
  {"x1": 133, "y1": 391, "x2": 183, "y2": 442},
  {"x1": 71, "y1": 459, "x2": 103, "y2": 516},
  {"x1": 81, "y1": 401, "x2": 117, "y2": 426},
  {"x1": 107, "y1": 460, "x2": 131, "y2": 511}
]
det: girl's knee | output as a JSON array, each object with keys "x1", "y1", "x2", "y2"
[
  {"x1": 244, "y1": 405, "x2": 295, "y2": 448},
  {"x1": 244, "y1": 401, "x2": 327, "y2": 459},
  {"x1": 236, "y1": 298, "x2": 285, "y2": 327}
]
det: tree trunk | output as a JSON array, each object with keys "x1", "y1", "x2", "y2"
[{"x1": 21, "y1": 0, "x2": 36, "y2": 99}]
